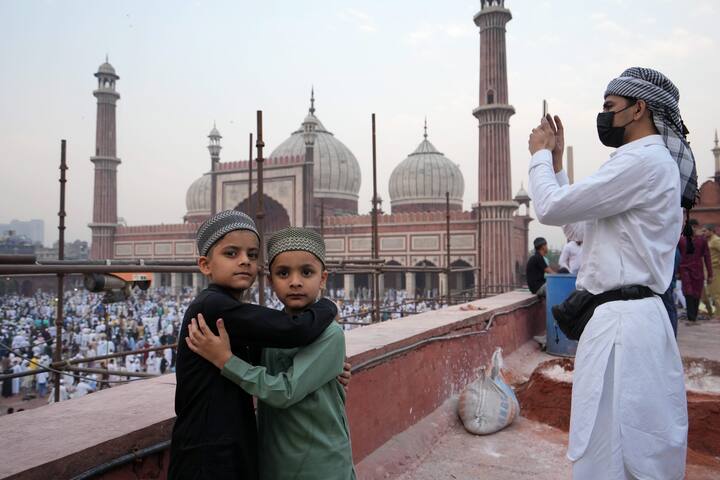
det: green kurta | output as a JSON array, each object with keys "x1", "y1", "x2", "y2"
[{"x1": 222, "y1": 322, "x2": 356, "y2": 480}]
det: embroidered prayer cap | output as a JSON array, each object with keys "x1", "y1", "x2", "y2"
[
  {"x1": 604, "y1": 67, "x2": 697, "y2": 209},
  {"x1": 267, "y1": 227, "x2": 326, "y2": 267},
  {"x1": 196, "y1": 210, "x2": 259, "y2": 257}
]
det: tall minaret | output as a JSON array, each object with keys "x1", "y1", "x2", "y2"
[
  {"x1": 89, "y1": 58, "x2": 121, "y2": 260},
  {"x1": 713, "y1": 129, "x2": 720, "y2": 179},
  {"x1": 302, "y1": 88, "x2": 317, "y2": 228},
  {"x1": 473, "y1": 0, "x2": 517, "y2": 292},
  {"x1": 208, "y1": 123, "x2": 222, "y2": 215}
]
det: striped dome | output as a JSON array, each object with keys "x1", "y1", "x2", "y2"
[
  {"x1": 389, "y1": 132, "x2": 464, "y2": 211},
  {"x1": 185, "y1": 174, "x2": 211, "y2": 219},
  {"x1": 268, "y1": 96, "x2": 361, "y2": 204}
]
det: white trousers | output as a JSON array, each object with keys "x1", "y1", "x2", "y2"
[
  {"x1": 568, "y1": 297, "x2": 687, "y2": 480},
  {"x1": 572, "y1": 347, "x2": 637, "y2": 479}
]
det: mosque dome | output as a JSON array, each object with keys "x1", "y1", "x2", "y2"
[
  {"x1": 514, "y1": 182, "x2": 530, "y2": 202},
  {"x1": 185, "y1": 174, "x2": 211, "y2": 222},
  {"x1": 208, "y1": 124, "x2": 221, "y2": 139},
  {"x1": 268, "y1": 90, "x2": 361, "y2": 214},
  {"x1": 96, "y1": 58, "x2": 118, "y2": 78},
  {"x1": 388, "y1": 124, "x2": 464, "y2": 213}
]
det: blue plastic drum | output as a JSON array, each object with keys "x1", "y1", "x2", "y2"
[{"x1": 545, "y1": 274, "x2": 579, "y2": 357}]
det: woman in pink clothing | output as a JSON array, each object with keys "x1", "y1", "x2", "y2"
[{"x1": 678, "y1": 219, "x2": 712, "y2": 323}]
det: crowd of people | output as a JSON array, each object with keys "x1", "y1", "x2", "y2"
[
  {"x1": 250, "y1": 285, "x2": 446, "y2": 325},
  {"x1": 0, "y1": 287, "x2": 190, "y2": 408},
  {"x1": 0, "y1": 282, "x2": 449, "y2": 409}
]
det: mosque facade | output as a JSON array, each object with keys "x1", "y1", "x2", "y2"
[{"x1": 89, "y1": 1, "x2": 533, "y2": 296}]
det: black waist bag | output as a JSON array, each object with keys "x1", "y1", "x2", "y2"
[{"x1": 551, "y1": 285, "x2": 656, "y2": 341}]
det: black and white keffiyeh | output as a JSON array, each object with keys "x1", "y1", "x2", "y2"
[{"x1": 605, "y1": 67, "x2": 698, "y2": 209}]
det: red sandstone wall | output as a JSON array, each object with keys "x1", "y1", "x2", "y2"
[
  {"x1": 0, "y1": 293, "x2": 544, "y2": 479},
  {"x1": 346, "y1": 298, "x2": 544, "y2": 462}
]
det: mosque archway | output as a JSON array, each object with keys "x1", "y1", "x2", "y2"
[
  {"x1": 0, "y1": 277, "x2": 19, "y2": 295},
  {"x1": 325, "y1": 271, "x2": 343, "y2": 295},
  {"x1": 449, "y1": 259, "x2": 475, "y2": 297},
  {"x1": 383, "y1": 260, "x2": 405, "y2": 292},
  {"x1": 235, "y1": 193, "x2": 291, "y2": 236},
  {"x1": 21, "y1": 280, "x2": 33, "y2": 297},
  {"x1": 354, "y1": 273, "x2": 371, "y2": 299},
  {"x1": 414, "y1": 260, "x2": 439, "y2": 298}
]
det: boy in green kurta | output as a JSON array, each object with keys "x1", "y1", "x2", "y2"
[{"x1": 186, "y1": 227, "x2": 356, "y2": 480}]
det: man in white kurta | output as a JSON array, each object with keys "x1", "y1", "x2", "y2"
[
  {"x1": 558, "y1": 240, "x2": 583, "y2": 274},
  {"x1": 529, "y1": 67, "x2": 691, "y2": 479}
]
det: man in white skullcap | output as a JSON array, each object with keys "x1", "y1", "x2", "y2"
[{"x1": 528, "y1": 67, "x2": 692, "y2": 479}]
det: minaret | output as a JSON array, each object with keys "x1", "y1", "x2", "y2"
[
  {"x1": 513, "y1": 183, "x2": 532, "y2": 282},
  {"x1": 713, "y1": 129, "x2": 720, "y2": 179},
  {"x1": 302, "y1": 87, "x2": 317, "y2": 228},
  {"x1": 473, "y1": 0, "x2": 517, "y2": 292},
  {"x1": 89, "y1": 58, "x2": 121, "y2": 260},
  {"x1": 208, "y1": 123, "x2": 222, "y2": 214}
]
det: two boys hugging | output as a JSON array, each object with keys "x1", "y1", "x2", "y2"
[{"x1": 169, "y1": 210, "x2": 355, "y2": 480}]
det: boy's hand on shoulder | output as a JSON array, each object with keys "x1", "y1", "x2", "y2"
[
  {"x1": 337, "y1": 360, "x2": 352, "y2": 391},
  {"x1": 185, "y1": 313, "x2": 233, "y2": 370}
]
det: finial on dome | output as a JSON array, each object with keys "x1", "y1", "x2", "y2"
[
  {"x1": 309, "y1": 86, "x2": 315, "y2": 115},
  {"x1": 208, "y1": 121, "x2": 222, "y2": 140},
  {"x1": 715, "y1": 129, "x2": 719, "y2": 148},
  {"x1": 423, "y1": 117, "x2": 428, "y2": 139},
  {"x1": 105, "y1": 53, "x2": 109, "y2": 63}
]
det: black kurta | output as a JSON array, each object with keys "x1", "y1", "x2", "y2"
[{"x1": 168, "y1": 284, "x2": 337, "y2": 480}]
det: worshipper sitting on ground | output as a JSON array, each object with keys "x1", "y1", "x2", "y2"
[
  {"x1": 679, "y1": 218, "x2": 712, "y2": 324},
  {"x1": 187, "y1": 227, "x2": 356, "y2": 480},
  {"x1": 528, "y1": 67, "x2": 691, "y2": 479},
  {"x1": 526, "y1": 237, "x2": 554, "y2": 297},
  {"x1": 168, "y1": 210, "x2": 347, "y2": 480}
]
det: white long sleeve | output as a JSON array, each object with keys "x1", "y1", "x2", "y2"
[{"x1": 528, "y1": 136, "x2": 682, "y2": 294}]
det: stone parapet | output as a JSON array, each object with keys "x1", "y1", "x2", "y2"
[{"x1": 0, "y1": 291, "x2": 544, "y2": 479}]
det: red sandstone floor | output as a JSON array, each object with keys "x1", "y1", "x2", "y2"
[{"x1": 390, "y1": 318, "x2": 720, "y2": 480}]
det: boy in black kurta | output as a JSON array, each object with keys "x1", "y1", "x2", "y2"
[{"x1": 169, "y1": 211, "x2": 337, "y2": 479}]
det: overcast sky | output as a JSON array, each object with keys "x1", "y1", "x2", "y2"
[{"x1": 1, "y1": 0, "x2": 718, "y2": 249}]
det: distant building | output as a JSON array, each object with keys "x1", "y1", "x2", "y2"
[
  {"x1": 89, "y1": 1, "x2": 532, "y2": 295},
  {"x1": 35, "y1": 240, "x2": 90, "y2": 261},
  {"x1": 0, "y1": 230, "x2": 35, "y2": 255},
  {"x1": 686, "y1": 130, "x2": 720, "y2": 229},
  {"x1": 0, "y1": 219, "x2": 44, "y2": 245}
]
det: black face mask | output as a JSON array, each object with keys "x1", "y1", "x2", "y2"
[{"x1": 596, "y1": 102, "x2": 637, "y2": 148}]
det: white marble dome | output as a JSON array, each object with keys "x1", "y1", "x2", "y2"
[
  {"x1": 389, "y1": 130, "x2": 464, "y2": 211},
  {"x1": 97, "y1": 61, "x2": 118, "y2": 77},
  {"x1": 268, "y1": 97, "x2": 361, "y2": 203},
  {"x1": 185, "y1": 174, "x2": 211, "y2": 219}
]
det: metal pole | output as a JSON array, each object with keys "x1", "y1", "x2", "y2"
[
  {"x1": 446, "y1": 191, "x2": 451, "y2": 307},
  {"x1": 54, "y1": 139, "x2": 67, "y2": 402},
  {"x1": 256, "y1": 111, "x2": 266, "y2": 306},
  {"x1": 477, "y1": 202, "x2": 482, "y2": 298},
  {"x1": 371, "y1": 114, "x2": 380, "y2": 323},
  {"x1": 0, "y1": 265, "x2": 199, "y2": 274},
  {"x1": 248, "y1": 133, "x2": 254, "y2": 217},
  {"x1": 65, "y1": 366, "x2": 157, "y2": 379}
]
